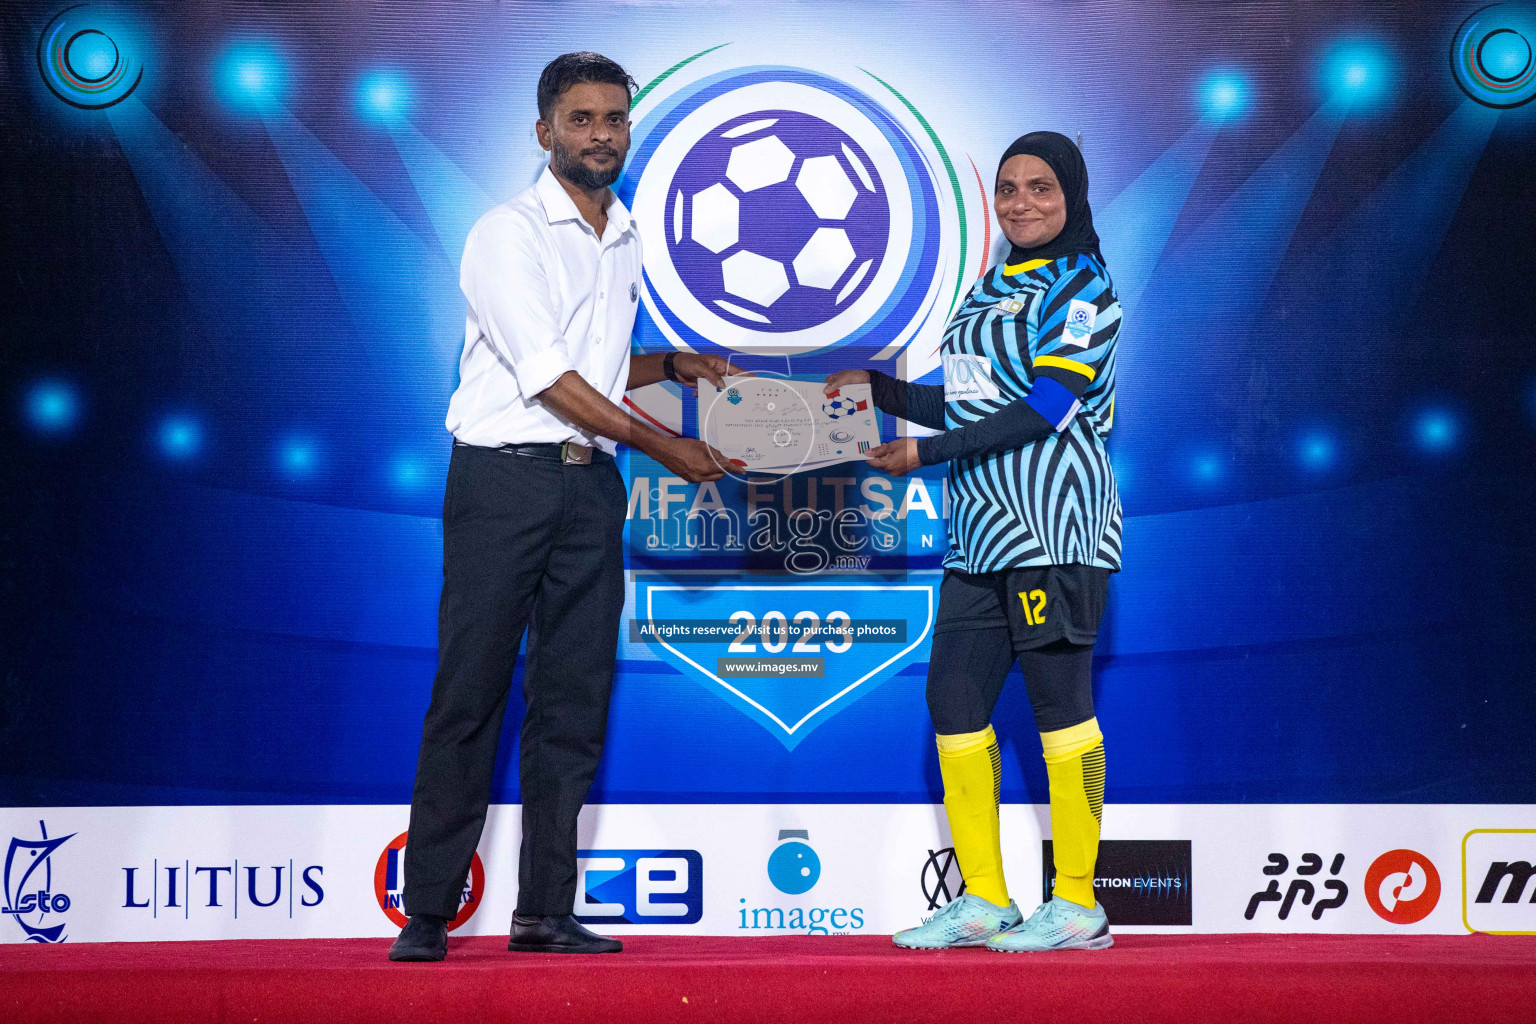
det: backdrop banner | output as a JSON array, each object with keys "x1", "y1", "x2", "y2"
[{"x1": 3, "y1": 0, "x2": 1535, "y2": 943}]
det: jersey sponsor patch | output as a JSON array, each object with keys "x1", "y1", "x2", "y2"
[
  {"x1": 994, "y1": 296, "x2": 1025, "y2": 315},
  {"x1": 1062, "y1": 299, "x2": 1097, "y2": 348},
  {"x1": 943, "y1": 353, "x2": 1002, "y2": 403}
]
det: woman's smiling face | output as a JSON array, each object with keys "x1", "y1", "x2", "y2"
[{"x1": 995, "y1": 154, "x2": 1066, "y2": 250}]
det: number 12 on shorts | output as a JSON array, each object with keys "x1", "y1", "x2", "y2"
[{"x1": 1018, "y1": 589, "x2": 1047, "y2": 626}]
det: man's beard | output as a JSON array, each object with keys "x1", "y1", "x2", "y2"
[{"x1": 551, "y1": 137, "x2": 623, "y2": 190}]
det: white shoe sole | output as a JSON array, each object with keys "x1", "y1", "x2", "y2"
[
  {"x1": 892, "y1": 935, "x2": 995, "y2": 950},
  {"x1": 989, "y1": 932, "x2": 1114, "y2": 953}
]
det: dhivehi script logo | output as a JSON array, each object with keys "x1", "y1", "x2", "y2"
[{"x1": 621, "y1": 54, "x2": 967, "y2": 358}]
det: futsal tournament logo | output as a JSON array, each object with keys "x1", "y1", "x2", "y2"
[{"x1": 621, "y1": 57, "x2": 964, "y2": 359}]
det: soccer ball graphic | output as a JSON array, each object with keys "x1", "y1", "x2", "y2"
[
  {"x1": 665, "y1": 110, "x2": 889, "y2": 333},
  {"x1": 822, "y1": 395, "x2": 860, "y2": 419}
]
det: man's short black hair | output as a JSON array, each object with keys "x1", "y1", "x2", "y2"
[{"x1": 536, "y1": 52, "x2": 636, "y2": 120}]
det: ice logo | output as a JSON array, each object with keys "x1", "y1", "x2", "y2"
[
  {"x1": 3, "y1": 820, "x2": 74, "y2": 943},
  {"x1": 623, "y1": 65, "x2": 946, "y2": 357},
  {"x1": 670, "y1": 111, "x2": 886, "y2": 331},
  {"x1": 767, "y1": 829, "x2": 821, "y2": 895}
]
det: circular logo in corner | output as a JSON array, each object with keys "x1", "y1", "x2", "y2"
[
  {"x1": 1451, "y1": 3, "x2": 1536, "y2": 109},
  {"x1": 374, "y1": 830, "x2": 485, "y2": 931},
  {"x1": 37, "y1": 5, "x2": 145, "y2": 110},
  {"x1": 1364, "y1": 849, "x2": 1441, "y2": 924}
]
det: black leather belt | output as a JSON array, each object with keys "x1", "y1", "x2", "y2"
[{"x1": 497, "y1": 442, "x2": 611, "y2": 465}]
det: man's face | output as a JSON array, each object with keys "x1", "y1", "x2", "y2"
[
  {"x1": 536, "y1": 81, "x2": 632, "y2": 191},
  {"x1": 994, "y1": 154, "x2": 1067, "y2": 250}
]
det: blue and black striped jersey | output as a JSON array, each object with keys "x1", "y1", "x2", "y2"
[{"x1": 938, "y1": 253, "x2": 1122, "y2": 572}]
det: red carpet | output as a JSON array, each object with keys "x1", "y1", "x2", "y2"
[{"x1": 4, "y1": 933, "x2": 1534, "y2": 1024}]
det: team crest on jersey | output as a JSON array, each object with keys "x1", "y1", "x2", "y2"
[{"x1": 1063, "y1": 299, "x2": 1096, "y2": 347}]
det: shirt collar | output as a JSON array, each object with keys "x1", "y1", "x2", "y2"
[{"x1": 536, "y1": 165, "x2": 634, "y2": 240}]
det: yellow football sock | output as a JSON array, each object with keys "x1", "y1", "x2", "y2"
[
  {"x1": 1041, "y1": 717, "x2": 1105, "y2": 910},
  {"x1": 935, "y1": 726, "x2": 1008, "y2": 907}
]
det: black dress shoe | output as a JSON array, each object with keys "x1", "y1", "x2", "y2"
[
  {"x1": 388, "y1": 914, "x2": 448, "y2": 962},
  {"x1": 508, "y1": 912, "x2": 622, "y2": 954}
]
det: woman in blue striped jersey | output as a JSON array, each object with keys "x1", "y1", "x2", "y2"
[{"x1": 825, "y1": 132, "x2": 1122, "y2": 953}]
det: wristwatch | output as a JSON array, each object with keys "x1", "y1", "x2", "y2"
[{"x1": 663, "y1": 351, "x2": 680, "y2": 383}]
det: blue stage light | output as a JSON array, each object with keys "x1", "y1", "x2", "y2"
[
  {"x1": 1413, "y1": 408, "x2": 1461, "y2": 454},
  {"x1": 72, "y1": 32, "x2": 119, "y2": 80},
  {"x1": 1199, "y1": 70, "x2": 1251, "y2": 120},
  {"x1": 1322, "y1": 39, "x2": 1395, "y2": 108},
  {"x1": 278, "y1": 436, "x2": 318, "y2": 477},
  {"x1": 1190, "y1": 451, "x2": 1225, "y2": 485},
  {"x1": 1297, "y1": 430, "x2": 1338, "y2": 472},
  {"x1": 216, "y1": 42, "x2": 288, "y2": 114},
  {"x1": 356, "y1": 70, "x2": 412, "y2": 125},
  {"x1": 390, "y1": 454, "x2": 425, "y2": 488},
  {"x1": 24, "y1": 380, "x2": 80, "y2": 435},
  {"x1": 158, "y1": 415, "x2": 202, "y2": 459}
]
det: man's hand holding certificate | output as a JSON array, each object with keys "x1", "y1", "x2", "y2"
[{"x1": 699, "y1": 375, "x2": 880, "y2": 474}]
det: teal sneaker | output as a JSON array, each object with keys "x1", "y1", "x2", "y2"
[
  {"x1": 892, "y1": 894, "x2": 1022, "y2": 949},
  {"x1": 987, "y1": 896, "x2": 1113, "y2": 952}
]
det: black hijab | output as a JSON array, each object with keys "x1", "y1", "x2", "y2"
[{"x1": 998, "y1": 131, "x2": 1104, "y2": 267}]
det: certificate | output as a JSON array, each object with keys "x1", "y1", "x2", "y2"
[{"x1": 699, "y1": 376, "x2": 880, "y2": 474}]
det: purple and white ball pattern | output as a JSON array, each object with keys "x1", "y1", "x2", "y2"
[{"x1": 665, "y1": 109, "x2": 889, "y2": 333}]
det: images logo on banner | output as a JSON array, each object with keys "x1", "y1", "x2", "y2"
[
  {"x1": 1463, "y1": 829, "x2": 1536, "y2": 935},
  {"x1": 1245, "y1": 852, "x2": 1348, "y2": 922},
  {"x1": 1042, "y1": 840, "x2": 1192, "y2": 926},
  {"x1": 574, "y1": 850, "x2": 704, "y2": 925},
  {"x1": 1364, "y1": 849, "x2": 1441, "y2": 924},
  {"x1": 375, "y1": 832, "x2": 484, "y2": 931},
  {"x1": 2, "y1": 820, "x2": 73, "y2": 943},
  {"x1": 739, "y1": 830, "x2": 864, "y2": 935},
  {"x1": 734, "y1": 835, "x2": 866, "y2": 939}
]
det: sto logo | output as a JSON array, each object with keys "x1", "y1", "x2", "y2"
[{"x1": 1364, "y1": 849, "x2": 1441, "y2": 924}]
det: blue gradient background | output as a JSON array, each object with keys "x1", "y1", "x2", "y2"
[{"x1": 2, "y1": 1, "x2": 1534, "y2": 807}]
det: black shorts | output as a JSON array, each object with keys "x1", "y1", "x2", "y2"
[{"x1": 933, "y1": 564, "x2": 1111, "y2": 651}]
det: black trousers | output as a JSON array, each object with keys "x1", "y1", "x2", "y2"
[{"x1": 403, "y1": 443, "x2": 627, "y2": 919}]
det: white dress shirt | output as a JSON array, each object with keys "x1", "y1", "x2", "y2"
[{"x1": 446, "y1": 166, "x2": 642, "y2": 454}]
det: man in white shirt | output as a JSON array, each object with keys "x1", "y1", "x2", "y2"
[{"x1": 390, "y1": 53, "x2": 741, "y2": 962}]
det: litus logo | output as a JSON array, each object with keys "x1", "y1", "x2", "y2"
[
  {"x1": 1245, "y1": 852, "x2": 1348, "y2": 922},
  {"x1": 124, "y1": 858, "x2": 324, "y2": 919},
  {"x1": 3, "y1": 820, "x2": 74, "y2": 943},
  {"x1": 375, "y1": 832, "x2": 482, "y2": 931},
  {"x1": 575, "y1": 850, "x2": 703, "y2": 925},
  {"x1": 1463, "y1": 829, "x2": 1536, "y2": 935},
  {"x1": 1364, "y1": 849, "x2": 1440, "y2": 925}
]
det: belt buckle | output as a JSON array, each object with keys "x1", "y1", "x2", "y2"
[{"x1": 561, "y1": 441, "x2": 593, "y2": 465}]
